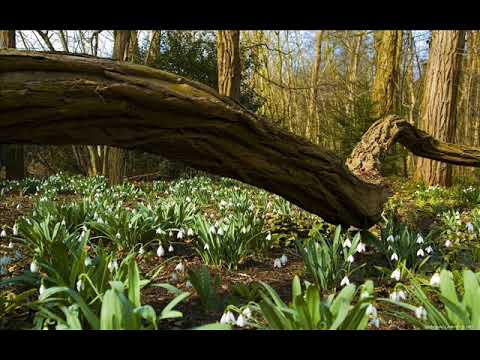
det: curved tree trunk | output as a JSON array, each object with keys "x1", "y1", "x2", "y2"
[{"x1": 1, "y1": 50, "x2": 480, "y2": 228}]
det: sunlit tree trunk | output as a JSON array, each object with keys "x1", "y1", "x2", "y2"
[
  {"x1": 415, "y1": 31, "x2": 466, "y2": 186},
  {"x1": 217, "y1": 30, "x2": 241, "y2": 101},
  {"x1": 145, "y1": 30, "x2": 161, "y2": 66}
]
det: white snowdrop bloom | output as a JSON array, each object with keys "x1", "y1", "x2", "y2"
[
  {"x1": 175, "y1": 262, "x2": 185, "y2": 273},
  {"x1": 204, "y1": 243, "x2": 210, "y2": 251},
  {"x1": 186, "y1": 196, "x2": 191, "y2": 203},
  {"x1": 76, "y1": 278, "x2": 85, "y2": 292},
  {"x1": 157, "y1": 244, "x2": 165, "y2": 258},
  {"x1": 177, "y1": 230, "x2": 184, "y2": 239},
  {"x1": 266, "y1": 233, "x2": 272, "y2": 241},
  {"x1": 242, "y1": 307, "x2": 252, "y2": 319},
  {"x1": 340, "y1": 276, "x2": 350, "y2": 287},
  {"x1": 220, "y1": 311, "x2": 236, "y2": 325},
  {"x1": 386, "y1": 235, "x2": 395, "y2": 242},
  {"x1": 84, "y1": 257, "x2": 93, "y2": 267},
  {"x1": 185, "y1": 280, "x2": 193, "y2": 289},
  {"x1": 155, "y1": 227, "x2": 165, "y2": 235},
  {"x1": 187, "y1": 228, "x2": 194, "y2": 236},
  {"x1": 417, "y1": 248, "x2": 425, "y2": 257},
  {"x1": 217, "y1": 227, "x2": 224, "y2": 236},
  {"x1": 347, "y1": 255, "x2": 354, "y2": 263},
  {"x1": 425, "y1": 246, "x2": 433, "y2": 254},
  {"x1": 139, "y1": 246, "x2": 145, "y2": 255},
  {"x1": 115, "y1": 232, "x2": 121, "y2": 239},
  {"x1": 366, "y1": 304, "x2": 377, "y2": 318},
  {"x1": 280, "y1": 254, "x2": 288, "y2": 266},
  {"x1": 61, "y1": 219, "x2": 66, "y2": 226},
  {"x1": 108, "y1": 259, "x2": 118, "y2": 272},
  {"x1": 356, "y1": 242, "x2": 366, "y2": 253},
  {"x1": 16, "y1": 204, "x2": 22, "y2": 210},
  {"x1": 395, "y1": 235, "x2": 400, "y2": 241},
  {"x1": 209, "y1": 225, "x2": 216, "y2": 234},
  {"x1": 430, "y1": 273, "x2": 441, "y2": 286},
  {"x1": 241, "y1": 226, "x2": 247, "y2": 234},
  {"x1": 273, "y1": 258, "x2": 282, "y2": 268},
  {"x1": 12, "y1": 224, "x2": 18, "y2": 236},
  {"x1": 168, "y1": 244, "x2": 174, "y2": 253},
  {"x1": 6, "y1": 240, "x2": 14, "y2": 249},
  {"x1": 391, "y1": 269, "x2": 401, "y2": 281},
  {"x1": 391, "y1": 253, "x2": 399, "y2": 261},
  {"x1": 169, "y1": 231, "x2": 173, "y2": 237},
  {"x1": 236, "y1": 314, "x2": 247, "y2": 328},
  {"x1": 445, "y1": 240, "x2": 453, "y2": 248},
  {"x1": 467, "y1": 222, "x2": 474, "y2": 233},
  {"x1": 30, "y1": 260, "x2": 39, "y2": 273},
  {"x1": 397, "y1": 290, "x2": 407, "y2": 301},
  {"x1": 369, "y1": 318, "x2": 380, "y2": 328},
  {"x1": 170, "y1": 272, "x2": 179, "y2": 283},
  {"x1": 342, "y1": 238, "x2": 352, "y2": 248},
  {"x1": 39, "y1": 284, "x2": 46, "y2": 296},
  {"x1": 0, "y1": 229, "x2": 6, "y2": 238},
  {"x1": 414, "y1": 306, "x2": 427, "y2": 320},
  {"x1": 389, "y1": 291, "x2": 400, "y2": 302},
  {"x1": 416, "y1": 234, "x2": 424, "y2": 244}
]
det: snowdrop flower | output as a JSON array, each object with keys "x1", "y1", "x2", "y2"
[
  {"x1": 369, "y1": 318, "x2": 380, "y2": 328},
  {"x1": 170, "y1": 272, "x2": 179, "y2": 283},
  {"x1": 0, "y1": 229, "x2": 6, "y2": 238},
  {"x1": 386, "y1": 235, "x2": 395, "y2": 242},
  {"x1": 175, "y1": 262, "x2": 185, "y2": 273},
  {"x1": 242, "y1": 307, "x2": 252, "y2": 319},
  {"x1": 177, "y1": 230, "x2": 184, "y2": 239},
  {"x1": 342, "y1": 238, "x2": 352, "y2": 248},
  {"x1": 425, "y1": 246, "x2": 433, "y2": 254},
  {"x1": 417, "y1": 248, "x2": 425, "y2": 257},
  {"x1": 241, "y1": 226, "x2": 247, "y2": 234},
  {"x1": 280, "y1": 254, "x2": 288, "y2": 266},
  {"x1": 430, "y1": 273, "x2": 441, "y2": 286},
  {"x1": 157, "y1": 244, "x2": 165, "y2": 258},
  {"x1": 389, "y1": 291, "x2": 399, "y2": 302},
  {"x1": 39, "y1": 284, "x2": 46, "y2": 296},
  {"x1": 356, "y1": 242, "x2": 366, "y2": 253},
  {"x1": 187, "y1": 228, "x2": 194, "y2": 236},
  {"x1": 84, "y1": 257, "x2": 93, "y2": 267},
  {"x1": 8, "y1": 241, "x2": 13, "y2": 249},
  {"x1": 445, "y1": 240, "x2": 453, "y2": 248},
  {"x1": 30, "y1": 260, "x2": 39, "y2": 273},
  {"x1": 185, "y1": 280, "x2": 193, "y2": 289},
  {"x1": 273, "y1": 258, "x2": 282, "y2": 268},
  {"x1": 467, "y1": 222, "x2": 474, "y2": 233},
  {"x1": 414, "y1": 306, "x2": 427, "y2": 320},
  {"x1": 155, "y1": 227, "x2": 165, "y2": 235},
  {"x1": 236, "y1": 314, "x2": 247, "y2": 328},
  {"x1": 347, "y1": 255, "x2": 354, "y2": 263},
  {"x1": 76, "y1": 278, "x2": 85, "y2": 292},
  {"x1": 169, "y1": 231, "x2": 173, "y2": 237},
  {"x1": 398, "y1": 290, "x2": 407, "y2": 301},
  {"x1": 391, "y1": 269, "x2": 401, "y2": 281},
  {"x1": 186, "y1": 196, "x2": 191, "y2": 202},
  {"x1": 12, "y1": 224, "x2": 18, "y2": 236},
  {"x1": 340, "y1": 276, "x2": 350, "y2": 287},
  {"x1": 220, "y1": 311, "x2": 236, "y2": 325},
  {"x1": 265, "y1": 233, "x2": 272, "y2": 241},
  {"x1": 217, "y1": 227, "x2": 224, "y2": 236},
  {"x1": 115, "y1": 232, "x2": 121, "y2": 239},
  {"x1": 391, "y1": 253, "x2": 399, "y2": 261},
  {"x1": 108, "y1": 259, "x2": 118, "y2": 272},
  {"x1": 209, "y1": 225, "x2": 216, "y2": 234},
  {"x1": 416, "y1": 234, "x2": 424, "y2": 244},
  {"x1": 16, "y1": 204, "x2": 22, "y2": 210},
  {"x1": 204, "y1": 243, "x2": 210, "y2": 251},
  {"x1": 168, "y1": 244, "x2": 174, "y2": 252},
  {"x1": 139, "y1": 246, "x2": 145, "y2": 255},
  {"x1": 366, "y1": 304, "x2": 377, "y2": 318}
]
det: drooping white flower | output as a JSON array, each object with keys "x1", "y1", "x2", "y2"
[
  {"x1": 169, "y1": 231, "x2": 173, "y2": 237},
  {"x1": 39, "y1": 284, "x2": 46, "y2": 296},
  {"x1": 391, "y1": 269, "x2": 401, "y2": 281},
  {"x1": 342, "y1": 238, "x2": 352, "y2": 248},
  {"x1": 241, "y1": 226, "x2": 247, "y2": 234},
  {"x1": 186, "y1": 196, "x2": 191, "y2": 203},
  {"x1": 139, "y1": 246, "x2": 145, "y2": 255},
  {"x1": 156, "y1": 227, "x2": 165, "y2": 235},
  {"x1": 76, "y1": 278, "x2": 85, "y2": 292},
  {"x1": 386, "y1": 235, "x2": 395, "y2": 242},
  {"x1": 30, "y1": 260, "x2": 39, "y2": 273},
  {"x1": 115, "y1": 232, "x2": 121, "y2": 239},
  {"x1": 16, "y1": 204, "x2": 22, "y2": 210},
  {"x1": 273, "y1": 258, "x2": 282, "y2": 268},
  {"x1": 425, "y1": 246, "x2": 433, "y2": 254},
  {"x1": 445, "y1": 240, "x2": 453, "y2": 248},
  {"x1": 0, "y1": 229, "x2": 6, "y2": 238},
  {"x1": 266, "y1": 233, "x2": 272, "y2": 241},
  {"x1": 187, "y1": 228, "x2": 194, "y2": 236},
  {"x1": 220, "y1": 311, "x2": 236, "y2": 325},
  {"x1": 242, "y1": 307, "x2": 252, "y2": 319},
  {"x1": 157, "y1": 244, "x2": 165, "y2": 258},
  {"x1": 108, "y1": 259, "x2": 118, "y2": 272},
  {"x1": 280, "y1": 254, "x2": 288, "y2": 266},
  {"x1": 185, "y1": 280, "x2": 193, "y2": 289},
  {"x1": 84, "y1": 257, "x2": 93, "y2": 267},
  {"x1": 369, "y1": 318, "x2": 380, "y2": 328},
  {"x1": 467, "y1": 222, "x2": 474, "y2": 233},
  {"x1": 414, "y1": 306, "x2": 427, "y2": 320},
  {"x1": 236, "y1": 314, "x2": 247, "y2": 327},
  {"x1": 389, "y1": 291, "x2": 399, "y2": 301},
  {"x1": 417, "y1": 248, "x2": 425, "y2": 257},
  {"x1": 416, "y1": 234, "x2": 424, "y2": 244},
  {"x1": 8, "y1": 241, "x2": 14, "y2": 249},
  {"x1": 217, "y1": 227, "x2": 224, "y2": 236},
  {"x1": 177, "y1": 230, "x2": 184, "y2": 239},
  {"x1": 340, "y1": 276, "x2": 350, "y2": 287},
  {"x1": 12, "y1": 224, "x2": 18, "y2": 236},
  {"x1": 175, "y1": 262, "x2": 185, "y2": 273},
  {"x1": 209, "y1": 225, "x2": 216, "y2": 234},
  {"x1": 397, "y1": 290, "x2": 407, "y2": 301},
  {"x1": 203, "y1": 243, "x2": 210, "y2": 251},
  {"x1": 347, "y1": 255, "x2": 354, "y2": 263},
  {"x1": 366, "y1": 304, "x2": 377, "y2": 318},
  {"x1": 430, "y1": 273, "x2": 441, "y2": 286},
  {"x1": 390, "y1": 253, "x2": 399, "y2": 261},
  {"x1": 356, "y1": 242, "x2": 366, "y2": 253},
  {"x1": 168, "y1": 244, "x2": 174, "y2": 252}
]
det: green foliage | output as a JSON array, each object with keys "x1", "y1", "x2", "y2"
[
  {"x1": 187, "y1": 266, "x2": 223, "y2": 313},
  {"x1": 255, "y1": 276, "x2": 375, "y2": 330}
]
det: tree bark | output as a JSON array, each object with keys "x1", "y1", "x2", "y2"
[
  {"x1": 415, "y1": 31, "x2": 466, "y2": 187},
  {"x1": 2, "y1": 51, "x2": 480, "y2": 228},
  {"x1": 217, "y1": 30, "x2": 241, "y2": 101},
  {"x1": 145, "y1": 30, "x2": 161, "y2": 66}
]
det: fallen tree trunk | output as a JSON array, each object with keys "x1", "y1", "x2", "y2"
[{"x1": 1, "y1": 51, "x2": 480, "y2": 228}]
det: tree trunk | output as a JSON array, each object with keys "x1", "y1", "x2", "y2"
[
  {"x1": 217, "y1": 30, "x2": 241, "y2": 101},
  {"x1": 0, "y1": 30, "x2": 24, "y2": 180},
  {"x1": 3, "y1": 51, "x2": 480, "y2": 227},
  {"x1": 415, "y1": 31, "x2": 466, "y2": 187},
  {"x1": 145, "y1": 30, "x2": 161, "y2": 66}
]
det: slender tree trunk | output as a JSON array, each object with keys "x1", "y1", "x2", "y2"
[
  {"x1": 0, "y1": 30, "x2": 24, "y2": 180},
  {"x1": 145, "y1": 30, "x2": 161, "y2": 66},
  {"x1": 415, "y1": 31, "x2": 466, "y2": 187},
  {"x1": 217, "y1": 30, "x2": 241, "y2": 101}
]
